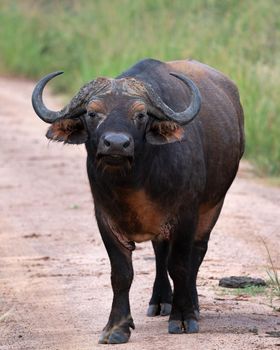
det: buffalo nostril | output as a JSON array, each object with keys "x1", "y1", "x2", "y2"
[
  {"x1": 104, "y1": 139, "x2": 111, "y2": 147},
  {"x1": 123, "y1": 140, "x2": 130, "y2": 149}
]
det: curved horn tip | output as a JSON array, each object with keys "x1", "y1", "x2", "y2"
[
  {"x1": 32, "y1": 70, "x2": 65, "y2": 123},
  {"x1": 169, "y1": 71, "x2": 199, "y2": 92},
  {"x1": 170, "y1": 70, "x2": 202, "y2": 106},
  {"x1": 42, "y1": 70, "x2": 64, "y2": 80},
  {"x1": 52, "y1": 70, "x2": 64, "y2": 76}
]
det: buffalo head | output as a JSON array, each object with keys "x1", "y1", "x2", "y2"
[{"x1": 32, "y1": 71, "x2": 201, "y2": 172}]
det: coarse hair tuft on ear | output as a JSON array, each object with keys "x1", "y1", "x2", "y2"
[
  {"x1": 46, "y1": 119, "x2": 88, "y2": 144},
  {"x1": 145, "y1": 120, "x2": 184, "y2": 145}
]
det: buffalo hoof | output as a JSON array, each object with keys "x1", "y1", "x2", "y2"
[
  {"x1": 147, "y1": 303, "x2": 172, "y2": 317},
  {"x1": 98, "y1": 319, "x2": 135, "y2": 344},
  {"x1": 99, "y1": 329, "x2": 130, "y2": 344},
  {"x1": 168, "y1": 319, "x2": 199, "y2": 334}
]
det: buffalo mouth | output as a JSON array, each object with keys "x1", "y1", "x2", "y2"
[{"x1": 96, "y1": 153, "x2": 133, "y2": 168}]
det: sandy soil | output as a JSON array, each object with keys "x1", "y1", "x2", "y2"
[{"x1": 0, "y1": 76, "x2": 279, "y2": 350}]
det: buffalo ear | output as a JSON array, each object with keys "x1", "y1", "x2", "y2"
[
  {"x1": 46, "y1": 119, "x2": 88, "y2": 144},
  {"x1": 146, "y1": 120, "x2": 184, "y2": 145}
]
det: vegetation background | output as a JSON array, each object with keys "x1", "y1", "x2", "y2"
[{"x1": 0, "y1": 0, "x2": 279, "y2": 175}]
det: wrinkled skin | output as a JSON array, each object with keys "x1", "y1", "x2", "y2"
[{"x1": 33, "y1": 58, "x2": 245, "y2": 343}]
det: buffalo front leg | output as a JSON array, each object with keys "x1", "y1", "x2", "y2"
[
  {"x1": 96, "y1": 216, "x2": 135, "y2": 344},
  {"x1": 147, "y1": 239, "x2": 172, "y2": 317},
  {"x1": 168, "y1": 215, "x2": 199, "y2": 334}
]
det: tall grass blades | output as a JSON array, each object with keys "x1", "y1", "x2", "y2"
[
  {"x1": 262, "y1": 239, "x2": 280, "y2": 298},
  {"x1": 0, "y1": 0, "x2": 279, "y2": 175}
]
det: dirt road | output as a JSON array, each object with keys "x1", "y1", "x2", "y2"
[{"x1": 0, "y1": 76, "x2": 279, "y2": 350}]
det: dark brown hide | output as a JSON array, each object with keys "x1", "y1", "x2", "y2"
[{"x1": 32, "y1": 58, "x2": 245, "y2": 344}]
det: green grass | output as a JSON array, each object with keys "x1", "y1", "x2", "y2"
[
  {"x1": 0, "y1": 0, "x2": 279, "y2": 175},
  {"x1": 263, "y1": 239, "x2": 280, "y2": 298},
  {"x1": 227, "y1": 285, "x2": 267, "y2": 297}
]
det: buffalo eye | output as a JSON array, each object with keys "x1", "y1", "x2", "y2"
[
  {"x1": 136, "y1": 112, "x2": 147, "y2": 122},
  {"x1": 88, "y1": 111, "x2": 97, "y2": 118}
]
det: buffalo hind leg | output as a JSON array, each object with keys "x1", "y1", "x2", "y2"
[
  {"x1": 96, "y1": 215, "x2": 135, "y2": 344},
  {"x1": 190, "y1": 239, "x2": 209, "y2": 319},
  {"x1": 168, "y1": 214, "x2": 199, "y2": 334},
  {"x1": 190, "y1": 198, "x2": 225, "y2": 318},
  {"x1": 147, "y1": 239, "x2": 172, "y2": 317}
]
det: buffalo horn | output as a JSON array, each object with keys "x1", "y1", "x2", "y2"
[
  {"x1": 145, "y1": 72, "x2": 201, "y2": 125},
  {"x1": 32, "y1": 71, "x2": 86, "y2": 123}
]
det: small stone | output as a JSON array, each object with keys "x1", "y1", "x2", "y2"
[
  {"x1": 249, "y1": 326, "x2": 258, "y2": 335},
  {"x1": 266, "y1": 331, "x2": 280, "y2": 338},
  {"x1": 218, "y1": 276, "x2": 266, "y2": 288}
]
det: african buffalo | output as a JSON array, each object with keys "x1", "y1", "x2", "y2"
[{"x1": 32, "y1": 58, "x2": 245, "y2": 344}]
